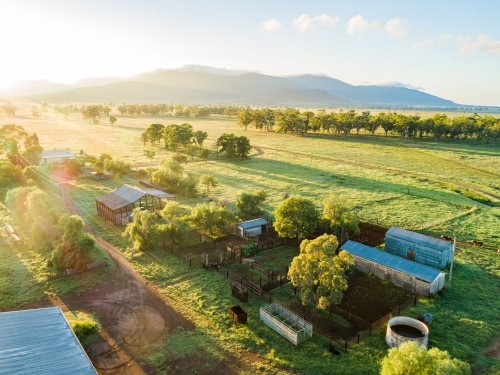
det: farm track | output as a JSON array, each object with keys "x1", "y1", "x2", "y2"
[{"x1": 257, "y1": 145, "x2": 500, "y2": 201}]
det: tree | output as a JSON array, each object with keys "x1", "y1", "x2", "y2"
[
  {"x1": 31, "y1": 106, "x2": 41, "y2": 119},
  {"x1": 144, "y1": 149, "x2": 156, "y2": 164},
  {"x1": 236, "y1": 189, "x2": 267, "y2": 216},
  {"x1": 65, "y1": 159, "x2": 83, "y2": 177},
  {"x1": 92, "y1": 160, "x2": 105, "y2": 176},
  {"x1": 237, "y1": 109, "x2": 253, "y2": 130},
  {"x1": 288, "y1": 234, "x2": 354, "y2": 309},
  {"x1": 190, "y1": 202, "x2": 234, "y2": 236},
  {"x1": 141, "y1": 131, "x2": 149, "y2": 146},
  {"x1": 0, "y1": 160, "x2": 25, "y2": 192},
  {"x1": 199, "y1": 148, "x2": 210, "y2": 160},
  {"x1": 215, "y1": 134, "x2": 251, "y2": 159},
  {"x1": 322, "y1": 196, "x2": 360, "y2": 246},
  {"x1": 99, "y1": 153, "x2": 112, "y2": 161},
  {"x1": 172, "y1": 152, "x2": 188, "y2": 164},
  {"x1": 274, "y1": 196, "x2": 319, "y2": 240},
  {"x1": 50, "y1": 215, "x2": 95, "y2": 270},
  {"x1": 200, "y1": 174, "x2": 219, "y2": 193},
  {"x1": 22, "y1": 145, "x2": 43, "y2": 166},
  {"x1": 192, "y1": 130, "x2": 208, "y2": 147},
  {"x1": 109, "y1": 116, "x2": 117, "y2": 125},
  {"x1": 380, "y1": 341, "x2": 470, "y2": 375},
  {"x1": 123, "y1": 209, "x2": 160, "y2": 252}
]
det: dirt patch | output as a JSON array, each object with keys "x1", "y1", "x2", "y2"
[
  {"x1": 339, "y1": 271, "x2": 416, "y2": 323},
  {"x1": 484, "y1": 339, "x2": 500, "y2": 359},
  {"x1": 350, "y1": 222, "x2": 388, "y2": 247}
]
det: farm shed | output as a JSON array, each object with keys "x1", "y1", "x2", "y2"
[
  {"x1": 341, "y1": 241, "x2": 445, "y2": 296},
  {"x1": 236, "y1": 218, "x2": 268, "y2": 238},
  {"x1": 95, "y1": 184, "x2": 175, "y2": 225},
  {"x1": 0, "y1": 307, "x2": 97, "y2": 374},
  {"x1": 260, "y1": 302, "x2": 313, "y2": 345},
  {"x1": 39, "y1": 149, "x2": 76, "y2": 165},
  {"x1": 385, "y1": 227, "x2": 453, "y2": 269}
]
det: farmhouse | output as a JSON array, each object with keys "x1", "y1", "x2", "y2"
[
  {"x1": 385, "y1": 227, "x2": 453, "y2": 269},
  {"x1": 0, "y1": 307, "x2": 97, "y2": 374},
  {"x1": 341, "y1": 240, "x2": 446, "y2": 296},
  {"x1": 39, "y1": 149, "x2": 76, "y2": 165},
  {"x1": 95, "y1": 184, "x2": 175, "y2": 225},
  {"x1": 235, "y1": 218, "x2": 268, "y2": 238}
]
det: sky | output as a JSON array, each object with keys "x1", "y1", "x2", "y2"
[{"x1": 0, "y1": 0, "x2": 499, "y2": 105}]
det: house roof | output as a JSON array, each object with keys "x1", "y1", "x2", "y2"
[
  {"x1": 341, "y1": 240, "x2": 444, "y2": 283},
  {"x1": 237, "y1": 218, "x2": 268, "y2": 229},
  {"x1": 386, "y1": 227, "x2": 451, "y2": 252},
  {"x1": 40, "y1": 150, "x2": 76, "y2": 158},
  {"x1": 0, "y1": 307, "x2": 97, "y2": 375},
  {"x1": 140, "y1": 188, "x2": 176, "y2": 199}
]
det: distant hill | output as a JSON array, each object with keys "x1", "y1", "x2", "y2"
[
  {"x1": 31, "y1": 81, "x2": 237, "y2": 103},
  {"x1": 24, "y1": 66, "x2": 457, "y2": 106}
]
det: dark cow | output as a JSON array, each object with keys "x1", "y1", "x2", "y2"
[
  {"x1": 441, "y1": 235, "x2": 453, "y2": 242},
  {"x1": 471, "y1": 240, "x2": 484, "y2": 247}
]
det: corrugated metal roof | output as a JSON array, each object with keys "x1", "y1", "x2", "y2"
[
  {"x1": 341, "y1": 240, "x2": 444, "y2": 283},
  {"x1": 41, "y1": 150, "x2": 76, "y2": 158},
  {"x1": 386, "y1": 227, "x2": 451, "y2": 251},
  {"x1": 95, "y1": 184, "x2": 146, "y2": 211},
  {"x1": 140, "y1": 188, "x2": 176, "y2": 199},
  {"x1": 0, "y1": 307, "x2": 97, "y2": 375},
  {"x1": 237, "y1": 218, "x2": 268, "y2": 229}
]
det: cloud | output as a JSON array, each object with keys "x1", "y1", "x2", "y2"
[
  {"x1": 260, "y1": 19, "x2": 283, "y2": 32},
  {"x1": 375, "y1": 81, "x2": 425, "y2": 91},
  {"x1": 437, "y1": 33, "x2": 452, "y2": 43},
  {"x1": 412, "y1": 39, "x2": 434, "y2": 51},
  {"x1": 292, "y1": 13, "x2": 339, "y2": 33},
  {"x1": 347, "y1": 15, "x2": 370, "y2": 34},
  {"x1": 385, "y1": 18, "x2": 406, "y2": 38},
  {"x1": 455, "y1": 35, "x2": 500, "y2": 55}
]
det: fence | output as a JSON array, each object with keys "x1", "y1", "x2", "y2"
[{"x1": 46, "y1": 261, "x2": 109, "y2": 281}]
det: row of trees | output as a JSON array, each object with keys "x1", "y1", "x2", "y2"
[
  {"x1": 117, "y1": 104, "x2": 243, "y2": 117},
  {"x1": 141, "y1": 123, "x2": 208, "y2": 150},
  {"x1": 237, "y1": 108, "x2": 500, "y2": 144}
]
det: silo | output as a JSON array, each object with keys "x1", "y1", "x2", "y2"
[{"x1": 386, "y1": 316, "x2": 429, "y2": 349}]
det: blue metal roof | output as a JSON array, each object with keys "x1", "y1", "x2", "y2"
[
  {"x1": 0, "y1": 307, "x2": 97, "y2": 375},
  {"x1": 341, "y1": 241, "x2": 444, "y2": 283},
  {"x1": 386, "y1": 227, "x2": 451, "y2": 252},
  {"x1": 237, "y1": 218, "x2": 268, "y2": 229}
]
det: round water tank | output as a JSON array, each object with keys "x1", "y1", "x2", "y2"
[{"x1": 386, "y1": 316, "x2": 429, "y2": 349}]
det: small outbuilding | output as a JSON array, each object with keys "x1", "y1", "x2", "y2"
[
  {"x1": 95, "y1": 184, "x2": 175, "y2": 225},
  {"x1": 385, "y1": 227, "x2": 453, "y2": 269},
  {"x1": 39, "y1": 149, "x2": 76, "y2": 165},
  {"x1": 235, "y1": 218, "x2": 268, "y2": 238},
  {"x1": 341, "y1": 240, "x2": 446, "y2": 296},
  {"x1": 0, "y1": 307, "x2": 97, "y2": 374}
]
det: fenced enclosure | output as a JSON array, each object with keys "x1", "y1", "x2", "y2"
[
  {"x1": 260, "y1": 302, "x2": 313, "y2": 346},
  {"x1": 231, "y1": 282, "x2": 248, "y2": 302}
]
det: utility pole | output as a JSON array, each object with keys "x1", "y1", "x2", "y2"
[{"x1": 448, "y1": 237, "x2": 456, "y2": 288}]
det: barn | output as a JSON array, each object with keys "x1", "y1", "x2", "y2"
[
  {"x1": 39, "y1": 149, "x2": 76, "y2": 165},
  {"x1": 0, "y1": 307, "x2": 97, "y2": 374},
  {"x1": 385, "y1": 227, "x2": 453, "y2": 269},
  {"x1": 95, "y1": 184, "x2": 175, "y2": 225},
  {"x1": 341, "y1": 240, "x2": 446, "y2": 296},
  {"x1": 236, "y1": 218, "x2": 268, "y2": 238}
]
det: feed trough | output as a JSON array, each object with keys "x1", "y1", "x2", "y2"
[
  {"x1": 386, "y1": 316, "x2": 429, "y2": 349},
  {"x1": 229, "y1": 305, "x2": 247, "y2": 324}
]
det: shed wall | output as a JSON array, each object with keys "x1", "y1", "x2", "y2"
[
  {"x1": 385, "y1": 235, "x2": 452, "y2": 269},
  {"x1": 352, "y1": 255, "x2": 435, "y2": 296}
]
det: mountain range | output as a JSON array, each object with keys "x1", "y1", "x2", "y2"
[{"x1": 1, "y1": 66, "x2": 457, "y2": 106}]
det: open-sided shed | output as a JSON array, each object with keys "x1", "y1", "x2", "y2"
[
  {"x1": 95, "y1": 184, "x2": 175, "y2": 225},
  {"x1": 385, "y1": 227, "x2": 453, "y2": 269},
  {"x1": 236, "y1": 218, "x2": 268, "y2": 238},
  {"x1": 0, "y1": 307, "x2": 97, "y2": 374},
  {"x1": 341, "y1": 240, "x2": 445, "y2": 296}
]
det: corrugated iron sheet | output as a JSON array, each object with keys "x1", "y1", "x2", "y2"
[
  {"x1": 341, "y1": 240, "x2": 443, "y2": 283},
  {"x1": 0, "y1": 307, "x2": 97, "y2": 374},
  {"x1": 386, "y1": 227, "x2": 451, "y2": 251},
  {"x1": 95, "y1": 184, "x2": 146, "y2": 211},
  {"x1": 237, "y1": 218, "x2": 268, "y2": 229}
]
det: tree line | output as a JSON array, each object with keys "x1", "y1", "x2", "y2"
[
  {"x1": 116, "y1": 104, "x2": 242, "y2": 117},
  {"x1": 237, "y1": 108, "x2": 500, "y2": 144}
]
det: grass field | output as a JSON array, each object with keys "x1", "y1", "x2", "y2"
[{"x1": 2, "y1": 105, "x2": 500, "y2": 373}]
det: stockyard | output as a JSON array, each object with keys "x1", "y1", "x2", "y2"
[{"x1": 1, "y1": 103, "x2": 500, "y2": 375}]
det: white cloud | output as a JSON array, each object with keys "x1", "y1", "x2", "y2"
[
  {"x1": 314, "y1": 14, "x2": 339, "y2": 27},
  {"x1": 385, "y1": 18, "x2": 406, "y2": 38},
  {"x1": 347, "y1": 15, "x2": 370, "y2": 34},
  {"x1": 292, "y1": 14, "x2": 339, "y2": 33},
  {"x1": 455, "y1": 35, "x2": 500, "y2": 55},
  {"x1": 437, "y1": 33, "x2": 452, "y2": 43},
  {"x1": 412, "y1": 39, "x2": 434, "y2": 51},
  {"x1": 259, "y1": 19, "x2": 283, "y2": 32}
]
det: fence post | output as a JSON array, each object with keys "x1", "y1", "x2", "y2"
[
  {"x1": 294, "y1": 286, "x2": 297, "y2": 295},
  {"x1": 226, "y1": 270, "x2": 229, "y2": 278},
  {"x1": 357, "y1": 334, "x2": 360, "y2": 344},
  {"x1": 397, "y1": 306, "x2": 401, "y2": 316},
  {"x1": 344, "y1": 341, "x2": 348, "y2": 353},
  {"x1": 414, "y1": 296, "x2": 417, "y2": 306},
  {"x1": 189, "y1": 259, "x2": 191, "y2": 267}
]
